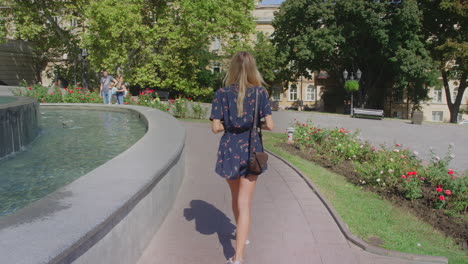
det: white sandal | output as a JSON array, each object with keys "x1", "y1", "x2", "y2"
[{"x1": 226, "y1": 257, "x2": 244, "y2": 264}]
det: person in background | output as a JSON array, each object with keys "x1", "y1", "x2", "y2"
[
  {"x1": 115, "y1": 76, "x2": 127, "y2": 105},
  {"x1": 100, "y1": 70, "x2": 117, "y2": 104}
]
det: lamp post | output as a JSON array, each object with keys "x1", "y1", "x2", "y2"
[
  {"x1": 343, "y1": 69, "x2": 362, "y2": 116},
  {"x1": 80, "y1": 48, "x2": 88, "y2": 91}
]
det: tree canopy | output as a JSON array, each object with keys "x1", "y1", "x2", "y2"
[
  {"x1": 419, "y1": 0, "x2": 467, "y2": 123},
  {"x1": 272, "y1": 0, "x2": 436, "y2": 110},
  {"x1": 0, "y1": 0, "x2": 256, "y2": 99}
]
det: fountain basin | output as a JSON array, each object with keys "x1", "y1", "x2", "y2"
[
  {"x1": 0, "y1": 104, "x2": 186, "y2": 264},
  {"x1": 0, "y1": 96, "x2": 40, "y2": 159}
]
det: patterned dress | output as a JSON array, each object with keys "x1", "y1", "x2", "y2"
[{"x1": 210, "y1": 85, "x2": 272, "y2": 179}]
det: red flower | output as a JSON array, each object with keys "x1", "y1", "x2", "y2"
[
  {"x1": 401, "y1": 175, "x2": 407, "y2": 179},
  {"x1": 28, "y1": 87, "x2": 32, "y2": 90},
  {"x1": 445, "y1": 190, "x2": 451, "y2": 196},
  {"x1": 124, "y1": 102, "x2": 129, "y2": 105},
  {"x1": 81, "y1": 98, "x2": 85, "y2": 100},
  {"x1": 166, "y1": 108, "x2": 170, "y2": 111},
  {"x1": 448, "y1": 169, "x2": 454, "y2": 175},
  {"x1": 91, "y1": 98, "x2": 95, "y2": 101},
  {"x1": 436, "y1": 187, "x2": 443, "y2": 193},
  {"x1": 437, "y1": 184, "x2": 442, "y2": 188},
  {"x1": 395, "y1": 144, "x2": 401, "y2": 147},
  {"x1": 438, "y1": 195, "x2": 445, "y2": 201}
]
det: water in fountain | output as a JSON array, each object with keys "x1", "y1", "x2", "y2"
[{"x1": 0, "y1": 96, "x2": 40, "y2": 160}]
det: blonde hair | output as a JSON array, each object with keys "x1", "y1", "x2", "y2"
[{"x1": 224, "y1": 51, "x2": 266, "y2": 117}]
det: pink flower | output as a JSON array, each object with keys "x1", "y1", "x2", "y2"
[
  {"x1": 451, "y1": 176, "x2": 456, "y2": 180},
  {"x1": 438, "y1": 195, "x2": 445, "y2": 201},
  {"x1": 436, "y1": 187, "x2": 443, "y2": 193},
  {"x1": 401, "y1": 175, "x2": 407, "y2": 179},
  {"x1": 445, "y1": 190, "x2": 451, "y2": 196},
  {"x1": 448, "y1": 169, "x2": 454, "y2": 175}
]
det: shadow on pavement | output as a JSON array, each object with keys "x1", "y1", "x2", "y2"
[{"x1": 184, "y1": 200, "x2": 236, "y2": 260}]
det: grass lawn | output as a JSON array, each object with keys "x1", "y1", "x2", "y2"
[{"x1": 263, "y1": 131, "x2": 467, "y2": 264}]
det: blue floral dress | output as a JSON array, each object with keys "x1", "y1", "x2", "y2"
[{"x1": 210, "y1": 85, "x2": 272, "y2": 179}]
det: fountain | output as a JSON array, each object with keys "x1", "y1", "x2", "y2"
[{"x1": 0, "y1": 96, "x2": 40, "y2": 159}]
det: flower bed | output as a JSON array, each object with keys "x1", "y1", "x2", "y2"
[
  {"x1": 288, "y1": 120, "x2": 467, "y2": 245},
  {"x1": 12, "y1": 85, "x2": 208, "y2": 119}
]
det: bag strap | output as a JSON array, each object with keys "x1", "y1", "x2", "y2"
[{"x1": 250, "y1": 87, "x2": 262, "y2": 156}]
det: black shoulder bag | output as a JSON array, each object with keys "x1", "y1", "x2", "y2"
[{"x1": 248, "y1": 87, "x2": 268, "y2": 175}]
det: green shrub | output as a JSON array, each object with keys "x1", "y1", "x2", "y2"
[
  {"x1": 344, "y1": 80, "x2": 359, "y2": 92},
  {"x1": 190, "y1": 102, "x2": 207, "y2": 119}
]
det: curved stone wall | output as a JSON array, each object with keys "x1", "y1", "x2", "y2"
[
  {"x1": 0, "y1": 96, "x2": 39, "y2": 159},
  {"x1": 0, "y1": 104, "x2": 186, "y2": 264}
]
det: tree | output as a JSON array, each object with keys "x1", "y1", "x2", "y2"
[
  {"x1": 419, "y1": 0, "x2": 467, "y2": 123},
  {"x1": 272, "y1": 0, "x2": 434, "y2": 111},
  {"x1": 82, "y1": 0, "x2": 256, "y2": 98},
  {"x1": 0, "y1": 0, "x2": 89, "y2": 83},
  {"x1": 1, "y1": 0, "x2": 256, "y2": 99}
]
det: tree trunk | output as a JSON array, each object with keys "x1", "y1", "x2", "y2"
[{"x1": 442, "y1": 68, "x2": 467, "y2": 123}]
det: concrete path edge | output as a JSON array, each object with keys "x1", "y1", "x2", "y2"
[{"x1": 265, "y1": 149, "x2": 449, "y2": 264}]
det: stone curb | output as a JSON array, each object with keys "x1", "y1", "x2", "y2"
[{"x1": 265, "y1": 149, "x2": 449, "y2": 264}]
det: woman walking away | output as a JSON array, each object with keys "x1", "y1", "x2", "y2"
[{"x1": 210, "y1": 51, "x2": 274, "y2": 264}]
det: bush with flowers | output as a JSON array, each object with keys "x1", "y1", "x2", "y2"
[
  {"x1": 11, "y1": 84, "x2": 103, "y2": 104},
  {"x1": 135, "y1": 89, "x2": 170, "y2": 112},
  {"x1": 170, "y1": 96, "x2": 189, "y2": 118},
  {"x1": 291, "y1": 121, "x2": 467, "y2": 214}
]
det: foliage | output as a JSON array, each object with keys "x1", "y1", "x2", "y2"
[
  {"x1": 291, "y1": 121, "x2": 467, "y2": 214},
  {"x1": 11, "y1": 83, "x2": 102, "y2": 104},
  {"x1": 136, "y1": 89, "x2": 170, "y2": 113},
  {"x1": 0, "y1": 0, "x2": 88, "y2": 82},
  {"x1": 170, "y1": 97, "x2": 189, "y2": 118},
  {"x1": 344, "y1": 80, "x2": 359, "y2": 92},
  {"x1": 272, "y1": 0, "x2": 435, "y2": 109},
  {"x1": 191, "y1": 102, "x2": 208, "y2": 119},
  {"x1": 1, "y1": 0, "x2": 255, "y2": 99},
  {"x1": 82, "y1": 0, "x2": 255, "y2": 98}
]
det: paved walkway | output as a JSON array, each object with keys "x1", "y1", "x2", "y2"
[
  {"x1": 270, "y1": 111, "x2": 468, "y2": 171},
  {"x1": 137, "y1": 121, "x2": 433, "y2": 264}
]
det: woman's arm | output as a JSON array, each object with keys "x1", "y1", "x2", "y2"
[
  {"x1": 211, "y1": 119, "x2": 225, "y2": 134},
  {"x1": 260, "y1": 115, "x2": 274, "y2": 131},
  {"x1": 118, "y1": 84, "x2": 126, "y2": 92}
]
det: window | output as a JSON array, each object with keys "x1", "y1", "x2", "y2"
[
  {"x1": 453, "y1": 87, "x2": 458, "y2": 101},
  {"x1": 212, "y1": 62, "x2": 221, "y2": 73},
  {"x1": 271, "y1": 85, "x2": 281, "y2": 101},
  {"x1": 432, "y1": 111, "x2": 443, "y2": 122},
  {"x1": 306, "y1": 85, "x2": 315, "y2": 101},
  {"x1": 212, "y1": 37, "x2": 221, "y2": 51},
  {"x1": 433, "y1": 89, "x2": 442, "y2": 103},
  {"x1": 289, "y1": 84, "x2": 298, "y2": 101},
  {"x1": 70, "y1": 18, "x2": 78, "y2": 27}
]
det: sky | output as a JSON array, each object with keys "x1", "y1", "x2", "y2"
[{"x1": 259, "y1": 0, "x2": 285, "y2": 5}]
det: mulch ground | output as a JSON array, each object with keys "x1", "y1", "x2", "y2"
[{"x1": 278, "y1": 142, "x2": 468, "y2": 250}]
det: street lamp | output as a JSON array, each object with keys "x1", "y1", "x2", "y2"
[
  {"x1": 343, "y1": 69, "x2": 362, "y2": 116},
  {"x1": 80, "y1": 48, "x2": 88, "y2": 91}
]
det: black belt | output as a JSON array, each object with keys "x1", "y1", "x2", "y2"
[{"x1": 225, "y1": 127, "x2": 251, "y2": 134}]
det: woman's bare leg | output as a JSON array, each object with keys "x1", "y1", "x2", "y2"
[
  {"x1": 234, "y1": 174, "x2": 258, "y2": 262},
  {"x1": 226, "y1": 178, "x2": 240, "y2": 224}
]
